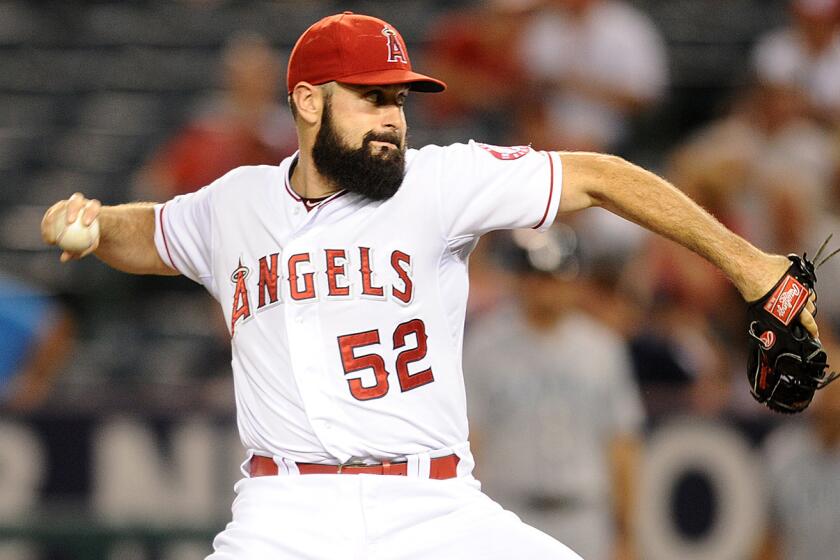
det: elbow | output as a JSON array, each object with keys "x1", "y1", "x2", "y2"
[
  {"x1": 558, "y1": 151, "x2": 633, "y2": 213},
  {"x1": 584, "y1": 153, "x2": 633, "y2": 206}
]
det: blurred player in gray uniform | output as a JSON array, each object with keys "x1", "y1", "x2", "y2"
[
  {"x1": 464, "y1": 231, "x2": 644, "y2": 560},
  {"x1": 760, "y1": 377, "x2": 840, "y2": 559}
]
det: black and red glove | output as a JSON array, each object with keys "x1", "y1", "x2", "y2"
[{"x1": 747, "y1": 253, "x2": 838, "y2": 413}]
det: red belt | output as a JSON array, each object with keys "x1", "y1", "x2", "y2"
[{"x1": 249, "y1": 454, "x2": 460, "y2": 480}]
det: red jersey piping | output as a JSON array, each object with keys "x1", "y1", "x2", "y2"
[
  {"x1": 532, "y1": 151, "x2": 555, "y2": 229},
  {"x1": 159, "y1": 203, "x2": 180, "y2": 273},
  {"x1": 284, "y1": 161, "x2": 303, "y2": 202},
  {"x1": 284, "y1": 155, "x2": 347, "y2": 209}
]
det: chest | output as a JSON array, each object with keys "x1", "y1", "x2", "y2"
[{"x1": 211, "y1": 195, "x2": 442, "y2": 328}]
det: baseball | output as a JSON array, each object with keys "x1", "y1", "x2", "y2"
[{"x1": 53, "y1": 206, "x2": 99, "y2": 253}]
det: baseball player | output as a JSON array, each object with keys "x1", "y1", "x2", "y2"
[
  {"x1": 40, "y1": 12, "x2": 820, "y2": 560},
  {"x1": 463, "y1": 234, "x2": 644, "y2": 560},
  {"x1": 760, "y1": 378, "x2": 840, "y2": 559}
]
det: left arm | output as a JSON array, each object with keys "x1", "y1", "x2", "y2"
[{"x1": 556, "y1": 152, "x2": 817, "y2": 335}]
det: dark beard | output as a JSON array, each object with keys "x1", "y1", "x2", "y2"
[{"x1": 312, "y1": 101, "x2": 406, "y2": 201}]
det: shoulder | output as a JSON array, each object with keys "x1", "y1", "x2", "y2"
[
  {"x1": 407, "y1": 141, "x2": 539, "y2": 168},
  {"x1": 215, "y1": 164, "x2": 282, "y2": 188},
  {"x1": 403, "y1": 142, "x2": 476, "y2": 185},
  {"x1": 406, "y1": 142, "x2": 469, "y2": 163},
  {"x1": 191, "y1": 164, "x2": 283, "y2": 200},
  {"x1": 163, "y1": 164, "x2": 283, "y2": 223}
]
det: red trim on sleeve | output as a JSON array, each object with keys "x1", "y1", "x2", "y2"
[
  {"x1": 159, "y1": 203, "x2": 181, "y2": 274},
  {"x1": 532, "y1": 152, "x2": 555, "y2": 229}
]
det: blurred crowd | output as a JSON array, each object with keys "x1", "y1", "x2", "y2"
[{"x1": 2, "y1": 0, "x2": 840, "y2": 559}]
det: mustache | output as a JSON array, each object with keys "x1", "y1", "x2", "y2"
[{"x1": 363, "y1": 130, "x2": 402, "y2": 148}]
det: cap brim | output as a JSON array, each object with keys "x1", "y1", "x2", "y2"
[{"x1": 336, "y1": 68, "x2": 446, "y2": 93}]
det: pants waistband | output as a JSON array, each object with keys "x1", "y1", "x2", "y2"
[{"x1": 249, "y1": 454, "x2": 460, "y2": 480}]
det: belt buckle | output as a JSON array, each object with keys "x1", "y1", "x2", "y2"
[{"x1": 336, "y1": 457, "x2": 368, "y2": 474}]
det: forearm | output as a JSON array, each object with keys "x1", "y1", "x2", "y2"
[
  {"x1": 95, "y1": 203, "x2": 177, "y2": 276},
  {"x1": 560, "y1": 153, "x2": 788, "y2": 301}
]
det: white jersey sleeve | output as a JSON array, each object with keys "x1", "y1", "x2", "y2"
[
  {"x1": 432, "y1": 141, "x2": 562, "y2": 240},
  {"x1": 153, "y1": 174, "x2": 225, "y2": 298}
]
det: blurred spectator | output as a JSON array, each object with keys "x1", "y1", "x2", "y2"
[
  {"x1": 619, "y1": 90, "x2": 839, "y2": 415},
  {"x1": 514, "y1": 0, "x2": 668, "y2": 268},
  {"x1": 0, "y1": 273, "x2": 74, "y2": 412},
  {"x1": 682, "y1": 81, "x2": 836, "y2": 212},
  {"x1": 421, "y1": 0, "x2": 535, "y2": 142},
  {"x1": 517, "y1": 0, "x2": 668, "y2": 151},
  {"x1": 464, "y1": 229, "x2": 645, "y2": 560},
  {"x1": 671, "y1": 81, "x2": 840, "y2": 325},
  {"x1": 465, "y1": 232, "x2": 515, "y2": 325},
  {"x1": 758, "y1": 370, "x2": 840, "y2": 560},
  {"x1": 135, "y1": 33, "x2": 297, "y2": 199},
  {"x1": 752, "y1": 0, "x2": 840, "y2": 125},
  {"x1": 621, "y1": 235, "x2": 736, "y2": 417}
]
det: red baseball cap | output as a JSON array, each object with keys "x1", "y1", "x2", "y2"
[{"x1": 287, "y1": 12, "x2": 446, "y2": 94}]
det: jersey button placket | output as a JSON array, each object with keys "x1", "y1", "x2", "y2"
[
  {"x1": 281, "y1": 270, "x2": 346, "y2": 456},
  {"x1": 282, "y1": 229, "x2": 354, "y2": 459}
]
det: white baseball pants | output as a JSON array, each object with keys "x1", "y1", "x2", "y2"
[{"x1": 207, "y1": 474, "x2": 583, "y2": 559}]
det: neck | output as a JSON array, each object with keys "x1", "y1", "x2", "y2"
[{"x1": 290, "y1": 147, "x2": 341, "y2": 199}]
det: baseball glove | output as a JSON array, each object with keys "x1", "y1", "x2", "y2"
[{"x1": 747, "y1": 241, "x2": 840, "y2": 413}]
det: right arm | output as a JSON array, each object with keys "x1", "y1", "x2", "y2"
[{"x1": 41, "y1": 192, "x2": 178, "y2": 276}]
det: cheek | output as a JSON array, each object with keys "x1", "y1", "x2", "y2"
[{"x1": 331, "y1": 119, "x2": 366, "y2": 148}]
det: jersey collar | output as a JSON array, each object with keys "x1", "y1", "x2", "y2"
[{"x1": 284, "y1": 152, "x2": 348, "y2": 211}]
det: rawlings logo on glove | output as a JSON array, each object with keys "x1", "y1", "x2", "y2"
[
  {"x1": 763, "y1": 275, "x2": 808, "y2": 325},
  {"x1": 747, "y1": 238, "x2": 840, "y2": 413}
]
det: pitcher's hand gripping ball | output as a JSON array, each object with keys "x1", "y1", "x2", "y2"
[
  {"x1": 747, "y1": 241, "x2": 840, "y2": 413},
  {"x1": 52, "y1": 205, "x2": 100, "y2": 253}
]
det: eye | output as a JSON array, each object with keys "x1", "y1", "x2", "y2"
[
  {"x1": 396, "y1": 93, "x2": 408, "y2": 107},
  {"x1": 365, "y1": 90, "x2": 384, "y2": 104}
]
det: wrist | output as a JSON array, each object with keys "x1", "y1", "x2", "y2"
[{"x1": 740, "y1": 253, "x2": 790, "y2": 302}]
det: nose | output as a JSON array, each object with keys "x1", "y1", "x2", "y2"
[{"x1": 381, "y1": 104, "x2": 403, "y2": 133}]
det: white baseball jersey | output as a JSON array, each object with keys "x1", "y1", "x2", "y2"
[{"x1": 154, "y1": 141, "x2": 562, "y2": 466}]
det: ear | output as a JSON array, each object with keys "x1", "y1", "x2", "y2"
[{"x1": 291, "y1": 82, "x2": 323, "y2": 126}]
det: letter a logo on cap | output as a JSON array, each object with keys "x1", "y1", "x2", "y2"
[{"x1": 382, "y1": 27, "x2": 407, "y2": 63}]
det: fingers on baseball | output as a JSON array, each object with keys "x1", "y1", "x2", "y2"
[
  {"x1": 81, "y1": 198, "x2": 101, "y2": 226},
  {"x1": 60, "y1": 248, "x2": 94, "y2": 263},
  {"x1": 44, "y1": 193, "x2": 101, "y2": 260},
  {"x1": 41, "y1": 200, "x2": 66, "y2": 244},
  {"x1": 65, "y1": 192, "x2": 87, "y2": 223}
]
